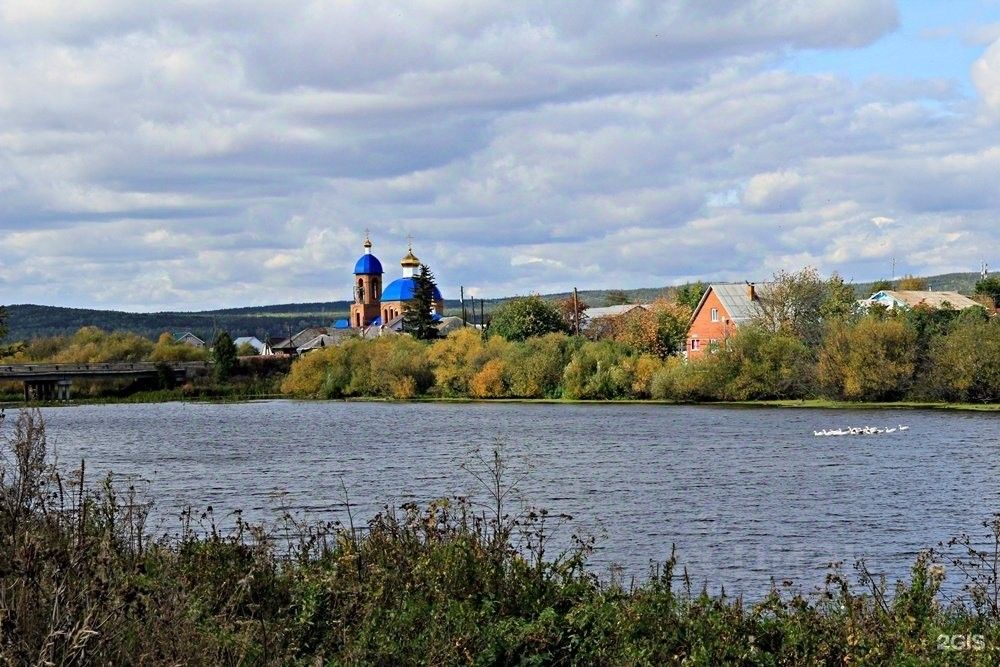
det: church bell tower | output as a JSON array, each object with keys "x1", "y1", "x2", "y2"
[{"x1": 349, "y1": 235, "x2": 383, "y2": 328}]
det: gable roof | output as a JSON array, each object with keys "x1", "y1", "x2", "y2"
[
  {"x1": 270, "y1": 327, "x2": 331, "y2": 350},
  {"x1": 173, "y1": 332, "x2": 205, "y2": 346},
  {"x1": 586, "y1": 304, "x2": 649, "y2": 319},
  {"x1": 869, "y1": 290, "x2": 982, "y2": 310},
  {"x1": 691, "y1": 283, "x2": 769, "y2": 327},
  {"x1": 233, "y1": 336, "x2": 265, "y2": 353}
]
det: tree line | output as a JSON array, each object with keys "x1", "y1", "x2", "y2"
[{"x1": 283, "y1": 268, "x2": 1000, "y2": 404}]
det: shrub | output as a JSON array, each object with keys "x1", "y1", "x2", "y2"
[
  {"x1": 502, "y1": 333, "x2": 577, "y2": 398},
  {"x1": 281, "y1": 336, "x2": 433, "y2": 399},
  {"x1": 150, "y1": 332, "x2": 210, "y2": 362},
  {"x1": 489, "y1": 296, "x2": 567, "y2": 342},
  {"x1": 927, "y1": 318, "x2": 1000, "y2": 402},
  {"x1": 818, "y1": 317, "x2": 916, "y2": 401},
  {"x1": 562, "y1": 340, "x2": 638, "y2": 400},
  {"x1": 469, "y1": 358, "x2": 508, "y2": 398},
  {"x1": 713, "y1": 326, "x2": 815, "y2": 401}
]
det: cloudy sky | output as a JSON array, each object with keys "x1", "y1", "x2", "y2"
[{"x1": 1, "y1": 1, "x2": 999, "y2": 311}]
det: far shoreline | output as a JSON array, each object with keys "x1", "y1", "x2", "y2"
[{"x1": 3, "y1": 393, "x2": 998, "y2": 412}]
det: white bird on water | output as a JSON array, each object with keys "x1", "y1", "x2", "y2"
[{"x1": 898, "y1": 425, "x2": 910, "y2": 431}]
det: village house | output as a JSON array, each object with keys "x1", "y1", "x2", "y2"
[
  {"x1": 685, "y1": 283, "x2": 766, "y2": 360},
  {"x1": 860, "y1": 289, "x2": 984, "y2": 311},
  {"x1": 584, "y1": 304, "x2": 649, "y2": 324},
  {"x1": 173, "y1": 332, "x2": 205, "y2": 348},
  {"x1": 233, "y1": 336, "x2": 266, "y2": 355}
]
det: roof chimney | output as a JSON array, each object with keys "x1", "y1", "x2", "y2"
[{"x1": 746, "y1": 281, "x2": 756, "y2": 300}]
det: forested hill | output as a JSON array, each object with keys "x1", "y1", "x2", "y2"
[{"x1": 1, "y1": 272, "x2": 984, "y2": 342}]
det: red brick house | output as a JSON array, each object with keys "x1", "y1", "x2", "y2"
[{"x1": 685, "y1": 282, "x2": 764, "y2": 359}]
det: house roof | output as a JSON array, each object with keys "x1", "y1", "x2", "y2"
[
  {"x1": 173, "y1": 332, "x2": 205, "y2": 345},
  {"x1": 868, "y1": 290, "x2": 982, "y2": 310},
  {"x1": 233, "y1": 336, "x2": 265, "y2": 352},
  {"x1": 692, "y1": 283, "x2": 769, "y2": 326},
  {"x1": 586, "y1": 304, "x2": 649, "y2": 319},
  {"x1": 436, "y1": 316, "x2": 469, "y2": 336},
  {"x1": 271, "y1": 327, "x2": 331, "y2": 350}
]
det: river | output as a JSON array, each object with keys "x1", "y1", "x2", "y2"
[{"x1": 24, "y1": 400, "x2": 1000, "y2": 595}]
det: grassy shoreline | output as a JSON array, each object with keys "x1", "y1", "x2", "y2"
[
  {"x1": 4, "y1": 392, "x2": 999, "y2": 411},
  {"x1": 4, "y1": 409, "x2": 1000, "y2": 664}
]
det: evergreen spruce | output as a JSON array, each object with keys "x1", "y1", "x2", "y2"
[
  {"x1": 212, "y1": 331, "x2": 238, "y2": 380},
  {"x1": 402, "y1": 264, "x2": 439, "y2": 340}
]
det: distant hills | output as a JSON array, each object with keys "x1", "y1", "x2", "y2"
[{"x1": 1, "y1": 272, "x2": 985, "y2": 342}]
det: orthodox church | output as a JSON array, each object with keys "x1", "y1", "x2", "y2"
[{"x1": 347, "y1": 236, "x2": 444, "y2": 329}]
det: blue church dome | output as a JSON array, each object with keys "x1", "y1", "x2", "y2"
[
  {"x1": 382, "y1": 277, "x2": 443, "y2": 302},
  {"x1": 354, "y1": 254, "x2": 383, "y2": 275}
]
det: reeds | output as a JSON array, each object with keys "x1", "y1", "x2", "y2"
[{"x1": 3, "y1": 409, "x2": 1000, "y2": 665}]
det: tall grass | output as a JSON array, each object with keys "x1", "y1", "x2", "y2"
[{"x1": 3, "y1": 409, "x2": 1000, "y2": 664}]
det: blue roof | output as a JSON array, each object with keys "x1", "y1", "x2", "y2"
[
  {"x1": 382, "y1": 277, "x2": 443, "y2": 302},
  {"x1": 354, "y1": 254, "x2": 383, "y2": 274},
  {"x1": 333, "y1": 319, "x2": 350, "y2": 329}
]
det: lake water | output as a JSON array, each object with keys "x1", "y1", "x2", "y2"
[{"x1": 24, "y1": 400, "x2": 1000, "y2": 595}]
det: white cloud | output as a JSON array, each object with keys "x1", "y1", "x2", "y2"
[
  {"x1": 973, "y1": 38, "x2": 1000, "y2": 115},
  {"x1": 2, "y1": 0, "x2": 998, "y2": 315}
]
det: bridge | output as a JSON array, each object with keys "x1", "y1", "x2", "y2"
[{"x1": 0, "y1": 362, "x2": 210, "y2": 401}]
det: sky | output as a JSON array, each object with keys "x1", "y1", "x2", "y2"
[{"x1": 1, "y1": 1, "x2": 999, "y2": 311}]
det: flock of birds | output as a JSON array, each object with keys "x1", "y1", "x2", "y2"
[{"x1": 814, "y1": 425, "x2": 910, "y2": 437}]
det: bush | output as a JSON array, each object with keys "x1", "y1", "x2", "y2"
[
  {"x1": 711, "y1": 326, "x2": 815, "y2": 401},
  {"x1": 150, "y1": 332, "x2": 210, "y2": 362},
  {"x1": 562, "y1": 340, "x2": 639, "y2": 400},
  {"x1": 281, "y1": 336, "x2": 433, "y2": 399},
  {"x1": 489, "y1": 296, "x2": 567, "y2": 342},
  {"x1": 818, "y1": 317, "x2": 916, "y2": 401},
  {"x1": 927, "y1": 318, "x2": 1000, "y2": 402},
  {"x1": 501, "y1": 333, "x2": 578, "y2": 398}
]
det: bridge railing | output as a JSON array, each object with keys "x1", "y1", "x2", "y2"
[{"x1": 0, "y1": 361, "x2": 210, "y2": 377}]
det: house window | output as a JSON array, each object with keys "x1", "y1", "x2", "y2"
[
  {"x1": 691, "y1": 338, "x2": 700, "y2": 351},
  {"x1": 710, "y1": 308, "x2": 719, "y2": 322}
]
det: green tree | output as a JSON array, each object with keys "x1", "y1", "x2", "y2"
[
  {"x1": 698, "y1": 326, "x2": 815, "y2": 400},
  {"x1": 402, "y1": 264, "x2": 440, "y2": 340},
  {"x1": 752, "y1": 267, "x2": 827, "y2": 347},
  {"x1": 674, "y1": 282, "x2": 706, "y2": 311},
  {"x1": 821, "y1": 273, "x2": 858, "y2": 322},
  {"x1": 927, "y1": 318, "x2": 1000, "y2": 402},
  {"x1": 489, "y1": 295, "x2": 567, "y2": 342},
  {"x1": 212, "y1": 332, "x2": 238, "y2": 380},
  {"x1": 236, "y1": 342, "x2": 258, "y2": 357},
  {"x1": 818, "y1": 317, "x2": 916, "y2": 401},
  {"x1": 975, "y1": 276, "x2": 1000, "y2": 308},
  {"x1": 0, "y1": 305, "x2": 7, "y2": 341}
]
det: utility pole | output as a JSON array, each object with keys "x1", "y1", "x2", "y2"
[
  {"x1": 573, "y1": 287, "x2": 580, "y2": 336},
  {"x1": 460, "y1": 286, "x2": 467, "y2": 326}
]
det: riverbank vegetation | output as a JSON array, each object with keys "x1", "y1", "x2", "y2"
[
  {"x1": 280, "y1": 299, "x2": 1000, "y2": 404},
  {"x1": 4, "y1": 267, "x2": 998, "y2": 406},
  {"x1": 0, "y1": 327, "x2": 290, "y2": 401},
  {"x1": 3, "y1": 410, "x2": 1000, "y2": 664}
]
